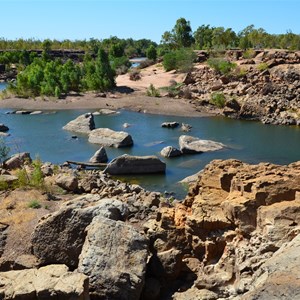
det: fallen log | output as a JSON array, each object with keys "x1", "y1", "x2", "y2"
[{"x1": 65, "y1": 160, "x2": 107, "y2": 169}]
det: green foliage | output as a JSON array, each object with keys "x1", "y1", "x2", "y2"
[
  {"x1": 194, "y1": 25, "x2": 214, "y2": 49},
  {"x1": 207, "y1": 58, "x2": 236, "y2": 75},
  {"x1": 161, "y1": 82, "x2": 184, "y2": 97},
  {"x1": 243, "y1": 49, "x2": 256, "y2": 59},
  {"x1": 163, "y1": 49, "x2": 196, "y2": 72},
  {"x1": 27, "y1": 200, "x2": 41, "y2": 209},
  {"x1": 0, "y1": 180, "x2": 9, "y2": 191},
  {"x1": 0, "y1": 138, "x2": 10, "y2": 163},
  {"x1": 146, "y1": 45, "x2": 157, "y2": 60},
  {"x1": 257, "y1": 62, "x2": 268, "y2": 72},
  {"x1": 146, "y1": 84, "x2": 160, "y2": 97},
  {"x1": 16, "y1": 168, "x2": 30, "y2": 187},
  {"x1": 30, "y1": 158, "x2": 44, "y2": 188},
  {"x1": 210, "y1": 92, "x2": 226, "y2": 108},
  {"x1": 110, "y1": 56, "x2": 131, "y2": 75}
]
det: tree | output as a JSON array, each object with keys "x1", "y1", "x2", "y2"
[
  {"x1": 161, "y1": 18, "x2": 194, "y2": 49},
  {"x1": 146, "y1": 45, "x2": 157, "y2": 60},
  {"x1": 194, "y1": 25, "x2": 214, "y2": 49}
]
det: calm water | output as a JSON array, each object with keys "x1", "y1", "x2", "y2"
[
  {"x1": 0, "y1": 82, "x2": 7, "y2": 91},
  {"x1": 1, "y1": 107, "x2": 300, "y2": 198}
]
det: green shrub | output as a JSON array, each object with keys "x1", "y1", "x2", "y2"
[
  {"x1": 210, "y1": 92, "x2": 226, "y2": 108},
  {"x1": 0, "y1": 180, "x2": 9, "y2": 191},
  {"x1": 28, "y1": 200, "x2": 41, "y2": 209},
  {"x1": 146, "y1": 84, "x2": 160, "y2": 97},
  {"x1": 16, "y1": 168, "x2": 30, "y2": 187},
  {"x1": 257, "y1": 62, "x2": 268, "y2": 72},
  {"x1": 146, "y1": 45, "x2": 157, "y2": 61},
  {"x1": 207, "y1": 58, "x2": 236, "y2": 75},
  {"x1": 111, "y1": 56, "x2": 131, "y2": 75},
  {"x1": 0, "y1": 138, "x2": 10, "y2": 163},
  {"x1": 30, "y1": 158, "x2": 44, "y2": 188},
  {"x1": 243, "y1": 49, "x2": 256, "y2": 59},
  {"x1": 163, "y1": 49, "x2": 196, "y2": 72}
]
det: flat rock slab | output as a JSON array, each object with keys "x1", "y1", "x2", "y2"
[
  {"x1": 88, "y1": 128, "x2": 133, "y2": 148},
  {"x1": 104, "y1": 154, "x2": 166, "y2": 175},
  {"x1": 63, "y1": 113, "x2": 95, "y2": 134},
  {"x1": 179, "y1": 135, "x2": 225, "y2": 154},
  {"x1": 0, "y1": 264, "x2": 89, "y2": 300}
]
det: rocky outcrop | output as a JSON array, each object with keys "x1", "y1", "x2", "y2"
[
  {"x1": 179, "y1": 135, "x2": 225, "y2": 154},
  {"x1": 55, "y1": 173, "x2": 78, "y2": 192},
  {"x1": 88, "y1": 128, "x2": 133, "y2": 148},
  {"x1": 63, "y1": 113, "x2": 95, "y2": 134},
  {"x1": 104, "y1": 154, "x2": 166, "y2": 175},
  {"x1": 78, "y1": 216, "x2": 149, "y2": 300},
  {"x1": 89, "y1": 146, "x2": 108, "y2": 163},
  {"x1": 178, "y1": 49, "x2": 300, "y2": 126},
  {"x1": 160, "y1": 146, "x2": 182, "y2": 158},
  {"x1": 0, "y1": 264, "x2": 89, "y2": 300}
]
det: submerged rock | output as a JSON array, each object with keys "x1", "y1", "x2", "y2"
[{"x1": 104, "y1": 154, "x2": 166, "y2": 175}]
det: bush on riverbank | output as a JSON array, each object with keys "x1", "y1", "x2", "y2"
[
  {"x1": 9, "y1": 49, "x2": 115, "y2": 98},
  {"x1": 207, "y1": 58, "x2": 237, "y2": 75},
  {"x1": 163, "y1": 49, "x2": 196, "y2": 72}
]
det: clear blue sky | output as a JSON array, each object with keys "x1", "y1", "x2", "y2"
[{"x1": 0, "y1": 0, "x2": 299, "y2": 43}]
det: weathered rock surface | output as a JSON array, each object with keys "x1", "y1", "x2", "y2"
[
  {"x1": 78, "y1": 216, "x2": 149, "y2": 300},
  {"x1": 104, "y1": 154, "x2": 166, "y2": 175},
  {"x1": 88, "y1": 128, "x2": 133, "y2": 148},
  {"x1": 160, "y1": 146, "x2": 182, "y2": 158},
  {"x1": 3, "y1": 152, "x2": 32, "y2": 170},
  {"x1": 89, "y1": 146, "x2": 108, "y2": 163},
  {"x1": 31, "y1": 195, "x2": 128, "y2": 268},
  {"x1": 0, "y1": 264, "x2": 89, "y2": 300},
  {"x1": 63, "y1": 113, "x2": 95, "y2": 134},
  {"x1": 179, "y1": 135, "x2": 225, "y2": 154},
  {"x1": 55, "y1": 173, "x2": 78, "y2": 192}
]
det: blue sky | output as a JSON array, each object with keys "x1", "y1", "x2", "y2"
[{"x1": 0, "y1": 0, "x2": 299, "y2": 43}]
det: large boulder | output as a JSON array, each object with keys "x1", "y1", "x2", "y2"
[
  {"x1": 31, "y1": 195, "x2": 128, "y2": 269},
  {"x1": 104, "y1": 154, "x2": 166, "y2": 175},
  {"x1": 0, "y1": 264, "x2": 89, "y2": 300},
  {"x1": 78, "y1": 216, "x2": 149, "y2": 300},
  {"x1": 89, "y1": 146, "x2": 108, "y2": 163},
  {"x1": 0, "y1": 124, "x2": 9, "y2": 132},
  {"x1": 3, "y1": 152, "x2": 32, "y2": 170},
  {"x1": 62, "y1": 113, "x2": 95, "y2": 134},
  {"x1": 88, "y1": 128, "x2": 133, "y2": 148},
  {"x1": 55, "y1": 173, "x2": 78, "y2": 192},
  {"x1": 179, "y1": 135, "x2": 225, "y2": 154}
]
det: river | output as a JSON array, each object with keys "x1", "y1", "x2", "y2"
[{"x1": 1, "y1": 107, "x2": 300, "y2": 198}]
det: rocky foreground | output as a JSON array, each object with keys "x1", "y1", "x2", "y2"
[
  {"x1": 178, "y1": 49, "x2": 300, "y2": 126},
  {"x1": 0, "y1": 153, "x2": 299, "y2": 299}
]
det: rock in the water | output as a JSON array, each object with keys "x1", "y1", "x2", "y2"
[
  {"x1": 179, "y1": 135, "x2": 225, "y2": 154},
  {"x1": 63, "y1": 113, "x2": 95, "y2": 134},
  {"x1": 0, "y1": 264, "x2": 89, "y2": 300},
  {"x1": 161, "y1": 122, "x2": 180, "y2": 128},
  {"x1": 89, "y1": 147, "x2": 108, "y2": 163},
  {"x1": 160, "y1": 146, "x2": 182, "y2": 158},
  {"x1": 0, "y1": 124, "x2": 9, "y2": 132},
  {"x1": 181, "y1": 123, "x2": 192, "y2": 132},
  {"x1": 98, "y1": 108, "x2": 118, "y2": 115},
  {"x1": 104, "y1": 154, "x2": 166, "y2": 175},
  {"x1": 88, "y1": 128, "x2": 133, "y2": 148},
  {"x1": 3, "y1": 152, "x2": 32, "y2": 170},
  {"x1": 78, "y1": 216, "x2": 149, "y2": 300}
]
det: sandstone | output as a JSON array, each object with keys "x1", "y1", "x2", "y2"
[
  {"x1": 88, "y1": 128, "x2": 133, "y2": 147},
  {"x1": 104, "y1": 154, "x2": 166, "y2": 174},
  {"x1": 62, "y1": 113, "x2": 95, "y2": 134},
  {"x1": 3, "y1": 152, "x2": 32, "y2": 170},
  {"x1": 0, "y1": 264, "x2": 89, "y2": 300}
]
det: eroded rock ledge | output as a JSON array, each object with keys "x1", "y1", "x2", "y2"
[{"x1": 0, "y1": 158, "x2": 299, "y2": 299}]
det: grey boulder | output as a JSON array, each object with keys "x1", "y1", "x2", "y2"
[
  {"x1": 160, "y1": 146, "x2": 182, "y2": 158},
  {"x1": 3, "y1": 152, "x2": 32, "y2": 170},
  {"x1": 88, "y1": 128, "x2": 133, "y2": 148},
  {"x1": 78, "y1": 216, "x2": 149, "y2": 300},
  {"x1": 161, "y1": 122, "x2": 179, "y2": 128},
  {"x1": 89, "y1": 147, "x2": 108, "y2": 163},
  {"x1": 63, "y1": 113, "x2": 95, "y2": 134},
  {"x1": 104, "y1": 154, "x2": 166, "y2": 175},
  {"x1": 0, "y1": 124, "x2": 9, "y2": 132},
  {"x1": 179, "y1": 135, "x2": 225, "y2": 154}
]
